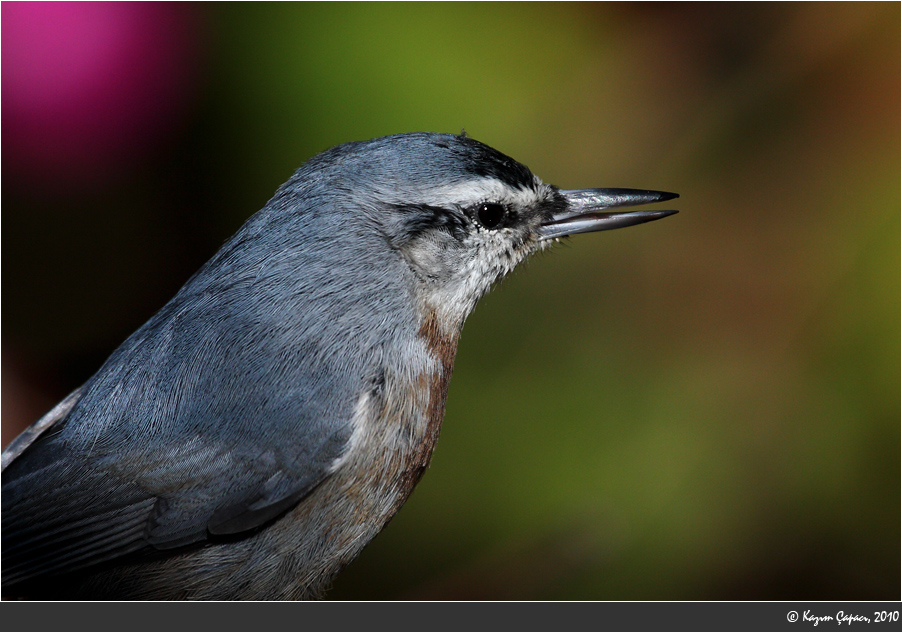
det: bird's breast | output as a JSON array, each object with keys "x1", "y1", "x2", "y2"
[
  {"x1": 335, "y1": 308, "x2": 459, "y2": 519},
  {"x1": 249, "y1": 309, "x2": 460, "y2": 598},
  {"x1": 172, "y1": 309, "x2": 462, "y2": 599}
]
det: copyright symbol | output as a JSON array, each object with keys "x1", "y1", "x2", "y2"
[{"x1": 787, "y1": 611, "x2": 799, "y2": 622}]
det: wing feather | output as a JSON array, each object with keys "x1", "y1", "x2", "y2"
[{"x1": 2, "y1": 218, "x2": 378, "y2": 590}]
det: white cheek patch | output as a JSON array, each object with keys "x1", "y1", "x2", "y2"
[
  {"x1": 402, "y1": 232, "x2": 458, "y2": 280},
  {"x1": 390, "y1": 176, "x2": 557, "y2": 333},
  {"x1": 418, "y1": 229, "x2": 537, "y2": 333}
]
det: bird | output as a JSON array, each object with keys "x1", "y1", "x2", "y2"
[{"x1": 1, "y1": 132, "x2": 677, "y2": 600}]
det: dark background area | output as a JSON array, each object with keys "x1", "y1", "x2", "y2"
[{"x1": 2, "y1": 3, "x2": 899, "y2": 600}]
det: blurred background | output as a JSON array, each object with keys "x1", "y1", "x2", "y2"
[{"x1": 2, "y1": 2, "x2": 898, "y2": 600}]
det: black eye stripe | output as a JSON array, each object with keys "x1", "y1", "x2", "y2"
[{"x1": 475, "y1": 203, "x2": 505, "y2": 230}]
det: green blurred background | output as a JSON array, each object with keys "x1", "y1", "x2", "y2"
[{"x1": 2, "y1": 2, "x2": 898, "y2": 600}]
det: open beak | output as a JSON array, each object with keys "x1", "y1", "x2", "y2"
[{"x1": 539, "y1": 188, "x2": 679, "y2": 240}]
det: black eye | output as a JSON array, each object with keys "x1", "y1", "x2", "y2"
[{"x1": 476, "y1": 203, "x2": 505, "y2": 230}]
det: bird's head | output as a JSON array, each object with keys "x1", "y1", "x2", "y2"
[
  {"x1": 273, "y1": 132, "x2": 677, "y2": 337},
  {"x1": 318, "y1": 133, "x2": 677, "y2": 333}
]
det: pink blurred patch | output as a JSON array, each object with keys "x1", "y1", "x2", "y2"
[{"x1": 2, "y1": 2, "x2": 201, "y2": 185}]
